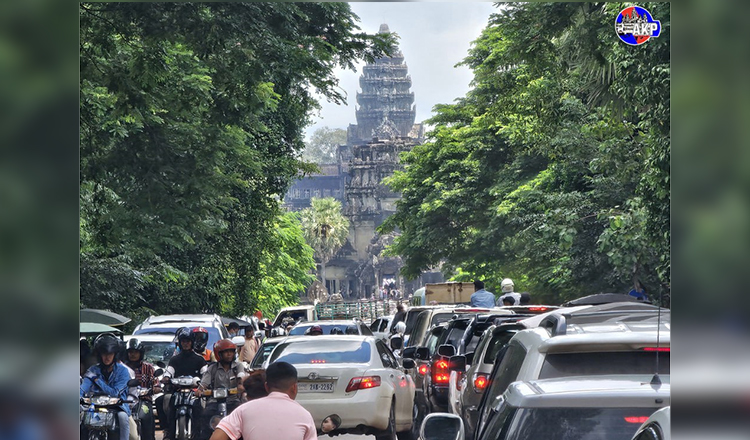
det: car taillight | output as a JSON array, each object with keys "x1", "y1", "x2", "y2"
[
  {"x1": 345, "y1": 376, "x2": 381, "y2": 392},
  {"x1": 418, "y1": 364, "x2": 429, "y2": 375},
  {"x1": 643, "y1": 347, "x2": 670, "y2": 352},
  {"x1": 473, "y1": 373, "x2": 489, "y2": 392},
  {"x1": 624, "y1": 416, "x2": 650, "y2": 424},
  {"x1": 527, "y1": 306, "x2": 548, "y2": 312},
  {"x1": 432, "y1": 359, "x2": 450, "y2": 385}
]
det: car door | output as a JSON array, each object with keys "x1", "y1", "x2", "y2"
[{"x1": 375, "y1": 340, "x2": 413, "y2": 425}]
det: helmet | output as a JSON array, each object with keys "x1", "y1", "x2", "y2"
[
  {"x1": 213, "y1": 339, "x2": 237, "y2": 356},
  {"x1": 307, "y1": 325, "x2": 323, "y2": 336},
  {"x1": 270, "y1": 327, "x2": 285, "y2": 337},
  {"x1": 192, "y1": 327, "x2": 209, "y2": 352},
  {"x1": 329, "y1": 327, "x2": 344, "y2": 335},
  {"x1": 393, "y1": 321, "x2": 406, "y2": 334},
  {"x1": 501, "y1": 278, "x2": 515, "y2": 293},
  {"x1": 126, "y1": 338, "x2": 145, "y2": 359},
  {"x1": 93, "y1": 333, "x2": 123, "y2": 363},
  {"x1": 345, "y1": 325, "x2": 358, "y2": 335},
  {"x1": 175, "y1": 327, "x2": 195, "y2": 346}
]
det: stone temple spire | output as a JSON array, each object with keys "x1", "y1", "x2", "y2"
[{"x1": 347, "y1": 24, "x2": 419, "y2": 146}]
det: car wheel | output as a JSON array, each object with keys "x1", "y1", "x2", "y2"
[{"x1": 376, "y1": 401, "x2": 397, "y2": 440}]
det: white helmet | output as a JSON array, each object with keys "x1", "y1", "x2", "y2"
[
  {"x1": 501, "y1": 278, "x2": 515, "y2": 293},
  {"x1": 393, "y1": 321, "x2": 406, "y2": 334}
]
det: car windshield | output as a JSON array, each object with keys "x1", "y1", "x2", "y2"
[
  {"x1": 539, "y1": 351, "x2": 670, "y2": 378},
  {"x1": 134, "y1": 326, "x2": 223, "y2": 351},
  {"x1": 270, "y1": 340, "x2": 371, "y2": 364},
  {"x1": 142, "y1": 341, "x2": 176, "y2": 364},
  {"x1": 289, "y1": 324, "x2": 357, "y2": 336},
  {"x1": 502, "y1": 407, "x2": 659, "y2": 440}
]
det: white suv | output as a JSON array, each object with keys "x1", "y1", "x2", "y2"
[
  {"x1": 473, "y1": 311, "x2": 670, "y2": 439},
  {"x1": 132, "y1": 314, "x2": 229, "y2": 350}
]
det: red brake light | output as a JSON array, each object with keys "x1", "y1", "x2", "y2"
[
  {"x1": 527, "y1": 307, "x2": 549, "y2": 312},
  {"x1": 473, "y1": 373, "x2": 489, "y2": 391},
  {"x1": 432, "y1": 359, "x2": 450, "y2": 384},
  {"x1": 433, "y1": 373, "x2": 450, "y2": 384},
  {"x1": 345, "y1": 376, "x2": 381, "y2": 392},
  {"x1": 643, "y1": 347, "x2": 670, "y2": 352},
  {"x1": 624, "y1": 416, "x2": 650, "y2": 424},
  {"x1": 418, "y1": 364, "x2": 429, "y2": 375},
  {"x1": 435, "y1": 360, "x2": 449, "y2": 370},
  {"x1": 310, "y1": 359, "x2": 327, "y2": 363}
]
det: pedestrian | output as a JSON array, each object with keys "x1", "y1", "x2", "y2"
[
  {"x1": 496, "y1": 278, "x2": 522, "y2": 306},
  {"x1": 210, "y1": 361, "x2": 317, "y2": 440},
  {"x1": 227, "y1": 322, "x2": 240, "y2": 338},
  {"x1": 239, "y1": 325, "x2": 259, "y2": 363},
  {"x1": 391, "y1": 303, "x2": 407, "y2": 331},
  {"x1": 470, "y1": 280, "x2": 495, "y2": 308}
]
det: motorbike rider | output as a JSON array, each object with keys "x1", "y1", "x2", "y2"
[
  {"x1": 157, "y1": 327, "x2": 207, "y2": 440},
  {"x1": 80, "y1": 333, "x2": 132, "y2": 440},
  {"x1": 124, "y1": 338, "x2": 160, "y2": 440},
  {"x1": 389, "y1": 321, "x2": 407, "y2": 358},
  {"x1": 197, "y1": 339, "x2": 247, "y2": 440},
  {"x1": 192, "y1": 327, "x2": 216, "y2": 362}
]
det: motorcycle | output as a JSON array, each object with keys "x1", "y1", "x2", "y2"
[
  {"x1": 81, "y1": 378, "x2": 141, "y2": 440},
  {"x1": 170, "y1": 375, "x2": 200, "y2": 440},
  {"x1": 131, "y1": 368, "x2": 163, "y2": 440},
  {"x1": 205, "y1": 386, "x2": 239, "y2": 431}
]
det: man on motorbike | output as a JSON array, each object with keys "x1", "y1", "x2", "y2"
[
  {"x1": 197, "y1": 339, "x2": 247, "y2": 440},
  {"x1": 192, "y1": 327, "x2": 216, "y2": 362},
  {"x1": 157, "y1": 327, "x2": 207, "y2": 440},
  {"x1": 124, "y1": 338, "x2": 160, "y2": 440},
  {"x1": 80, "y1": 333, "x2": 132, "y2": 440}
]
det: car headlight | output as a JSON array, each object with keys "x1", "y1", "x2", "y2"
[
  {"x1": 92, "y1": 395, "x2": 120, "y2": 405},
  {"x1": 212, "y1": 388, "x2": 228, "y2": 399}
]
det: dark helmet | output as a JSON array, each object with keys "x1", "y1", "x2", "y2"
[
  {"x1": 192, "y1": 327, "x2": 209, "y2": 352},
  {"x1": 307, "y1": 325, "x2": 323, "y2": 336},
  {"x1": 93, "y1": 333, "x2": 123, "y2": 363},
  {"x1": 345, "y1": 325, "x2": 358, "y2": 335},
  {"x1": 126, "y1": 338, "x2": 145, "y2": 360},
  {"x1": 213, "y1": 339, "x2": 237, "y2": 356},
  {"x1": 175, "y1": 327, "x2": 195, "y2": 346},
  {"x1": 329, "y1": 327, "x2": 344, "y2": 335}
]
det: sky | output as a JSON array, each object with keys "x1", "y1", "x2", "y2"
[{"x1": 304, "y1": 2, "x2": 498, "y2": 141}]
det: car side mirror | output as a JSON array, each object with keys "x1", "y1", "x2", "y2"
[
  {"x1": 438, "y1": 344, "x2": 456, "y2": 357},
  {"x1": 402, "y1": 347, "x2": 417, "y2": 359},
  {"x1": 390, "y1": 336, "x2": 403, "y2": 350},
  {"x1": 254, "y1": 330, "x2": 265, "y2": 339},
  {"x1": 231, "y1": 336, "x2": 246, "y2": 348},
  {"x1": 415, "y1": 347, "x2": 430, "y2": 360},
  {"x1": 402, "y1": 358, "x2": 416, "y2": 369},
  {"x1": 465, "y1": 352, "x2": 475, "y2": 365},
  {"x1": 421, "y1": 413, "x2": 464, "y2": 440},
  {"x1": 449, "y1": 355, "x2": 466, "y2": 372}
]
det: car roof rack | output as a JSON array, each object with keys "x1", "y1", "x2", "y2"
[{"x1": 538, "y1": 309, "x2": 670, "y2": 336}]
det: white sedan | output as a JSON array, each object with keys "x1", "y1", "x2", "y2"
[{"x1": 266, "y1": 335, "x2": 416, "y2": 440}]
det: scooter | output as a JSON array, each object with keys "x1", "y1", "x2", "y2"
[
  {"x1": 205, "y1": 386, "x2": 239, "y2": 431},
  {"x1": 170, "y1": 375, "x2": 200, "y2": 440},
  {"x1": 81, "y1": 378, "x2": 141, "y2": 440},
  {"x1": 131, "y1": 368, "x2": 163, "y2": 440}
]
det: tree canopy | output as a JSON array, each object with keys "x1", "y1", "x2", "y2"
[
  {"x1": 80, "y1": 3, "x2": 393, "y2": 320},
  {"x1": 380, "y1": 2, "x2": 669, "y2": 304},
  {"x1": 303, "y1": 126, "x2": 347, "y2": 163},
  {"x1": 300, "y1": 197, "x2": 350, "y2": 288}
]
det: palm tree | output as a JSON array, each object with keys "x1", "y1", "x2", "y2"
[{"x1": 299, "y1": 197, "x2": 350, "y2": 290}]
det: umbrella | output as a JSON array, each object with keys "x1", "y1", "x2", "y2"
[
  {"x1": 80, "y1": 308, "x2": 131, "y2": 326},
  {"x1": 80, "y1": 322, "x2": 123, "y2": 335},
  {"x1": 562, "y1": 293, "x2": 646, "y2": 307}
]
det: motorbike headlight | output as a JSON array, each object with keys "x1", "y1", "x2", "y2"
[
  {"x1": 172, "y1": 377, "x2": 193, "y2": 386},
  {"x1": 213, "y1": 388, "x2": 228, "y2": 399},
  {"x1": 81, "y1": 397, "x2": 92, "y2": 405},
  {"x1": 92, "y1": 395, "x2": 119, "y2": 405}
]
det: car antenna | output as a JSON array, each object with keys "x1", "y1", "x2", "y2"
[{"x1": 650, "y1": 287, "x2": 663, "y2": 387}]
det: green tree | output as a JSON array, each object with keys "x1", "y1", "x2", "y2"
[
  {"x1": 381, "y1": 2, "x2": 669, "y2": 303},
  {"x1": 300, "y1": 197, "x2": 350, "y2": 289},
  {"x1": 80, "y1": 3, "x2": 393, "y2": 317},
  {"x1": 303, "y1": 126, "x2": 347, "y2": 163}
]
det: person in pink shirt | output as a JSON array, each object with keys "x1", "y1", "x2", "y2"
[{"x1": 210, "y1": 361, "x2": 317, "y2": 440}]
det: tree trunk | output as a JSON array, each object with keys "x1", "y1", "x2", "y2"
[{"x1": 321, "y1": 260, "x2": 327, "y2": 292}]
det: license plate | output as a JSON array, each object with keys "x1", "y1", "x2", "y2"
[{"x1": 298, "y1": 382, "x2": 334, "y2": 393}]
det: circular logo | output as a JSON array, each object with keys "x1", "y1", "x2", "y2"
[{"x1": 615, "y1": 6, "x2": 662, "y2": 46}]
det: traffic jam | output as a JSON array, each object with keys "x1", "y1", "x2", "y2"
[{"x1": 81, "y1": 282, "x2": 670, "y2": 440}]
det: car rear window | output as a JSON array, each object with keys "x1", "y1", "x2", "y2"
[
  {"x1": 270, "y1": 340, "x2": 372, "y2": 364},
  {"x1": 482, "y1": 330, "x2": 520, "y2": 364},
  {"x1": 288, "y1": 324, "x2": 360, "y2": 336},
  {"x1": 134, "y1": 326, "x2": 223, "y2": 351},
  {"x1": 503, "y1": 407, "x2": 659, "y2": 440},
  {"x1": 539, "y1": 351, "x2": 670, "y2": 378},
  {"x1": 251, "y1": 341, "x2": 280, "y2": 368}
]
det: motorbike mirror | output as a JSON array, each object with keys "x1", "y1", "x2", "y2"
[
  {"x1": 153, "y1": 368, "x2": 164, "y2": 377},
  {"x1": 156, "y1": 361, "x2": 167, "y2": 368},
  {"x1": 421, "y1": 413, "x2": 465, "y2": 440},
  {"x1": 127, "y1": 378, "x2": 141, "y2": 388},
  {"x1": 200, "y1": 365, "x2": 208, "y2": 374}
]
